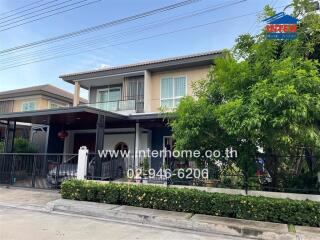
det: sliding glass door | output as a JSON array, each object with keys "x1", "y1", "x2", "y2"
[{"x1": 97, "y1": 87, "x2": 121, "y2": 111}]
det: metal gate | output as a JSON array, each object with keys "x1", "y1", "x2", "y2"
[
  {"x1": 0, "y1": 153, "x2": 78, "y2": 189},
  {"x1": 86, "y1": 153, "x2": 132, "y2": 180}
]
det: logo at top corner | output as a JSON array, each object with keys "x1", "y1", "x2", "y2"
[{"x1": 263, "y1": 12, "x2": 299, "y2": 40}]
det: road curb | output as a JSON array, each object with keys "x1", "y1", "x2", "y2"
[{"x1": 47, "y1": 199, "x2": 320, "y2": 240}]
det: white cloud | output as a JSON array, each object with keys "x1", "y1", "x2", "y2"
[{"x1": 96, "y1": 63, "x2": 112, "y2": 69}]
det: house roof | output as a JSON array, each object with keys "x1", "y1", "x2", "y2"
[
  {"x1": 59, "y1": 50, "x2": 223, "y2": 84},
  {"x1": 0, "y1": 84, "x2": 87, "y2": 103}
]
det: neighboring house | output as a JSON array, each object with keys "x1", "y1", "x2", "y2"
[
  {"x1": 0, "y1": 84, "x2": 87, "y2": 151},
  {"x1": 0, "y1": 84, "x2": 87, "y2": 113},
  {"x1": 0, "y1": 51, "x2": 222, "y2": 175}
]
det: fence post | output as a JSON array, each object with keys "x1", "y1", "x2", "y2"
[
  {"x1": 9, "y1": 154, "x2": 16, "y2": 186},
  {"x1": 77, "y1": 146, "x2": 88, "y2": 180},
  {"x1": 31, "y1": 155, "x2": 36, "y2": 188},
  {"x1": 244, "y1": 158, "x2": 248, "y2": 195},
  {"x1": 318, "y1": 171, "x2": 320, "y2": 192}
]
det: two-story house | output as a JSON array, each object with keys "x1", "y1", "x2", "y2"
[{"x1": 0, "y1": 51, "x2": 222, "y2": 176}]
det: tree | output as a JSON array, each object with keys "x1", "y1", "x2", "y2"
[{"x1": 170, "y1": 0, "x2": 320, "y2": 188}]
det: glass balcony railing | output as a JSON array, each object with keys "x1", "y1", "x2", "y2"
[{"x1": 82, "y1": 99, "x2": 144, "y2": 113}]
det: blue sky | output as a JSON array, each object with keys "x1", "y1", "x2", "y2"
[{"x1": 0, "y1": 0, "x2": 291, "y2": 98}]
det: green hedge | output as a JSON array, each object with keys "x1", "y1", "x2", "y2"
[{"x1": 61, "y1": 179, "x2": 320, "y2": 227}]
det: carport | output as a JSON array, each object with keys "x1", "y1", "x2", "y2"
[{"x1": 0, "y1": 106, "x2": 129, "y2": 177}]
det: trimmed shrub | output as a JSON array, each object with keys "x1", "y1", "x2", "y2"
[{"x1": 61, "y1": 179, "x2": 320, "y2": 227}]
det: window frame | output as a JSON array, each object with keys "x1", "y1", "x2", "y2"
[
  {"x1": 160, "y1": 75, "x2": 187, "y2": 108},
  {"x1": 21, "y1": 101, "x2": 37, "y2": 111},
  {"x1": 96, "y1": 86, "x2": 122, "y2": 103},
  {"x1": 48, "y1": 101, "x2": 66, "y2": 109},
  {"x1": 96, "y1": 86, "x2": 122, "y2": 111}
]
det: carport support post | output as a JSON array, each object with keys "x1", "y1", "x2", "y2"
[
  {"x1": 4, "y1": 120, "x2": 16, "y2": 153},
  {"x1": 94, "y1": 115, "x2": 105, "y2": 178}
]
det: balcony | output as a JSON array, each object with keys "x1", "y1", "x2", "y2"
[{"x1": 82, "y1": 99, "x2": 144, "y2": 113}]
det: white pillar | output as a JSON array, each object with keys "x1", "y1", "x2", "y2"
[
  {"x1": 73, "y1": 81, "x2": 80, "y2": 106},
  {"x1": 135, "y1": 122, "x2": 140, "y2": 168},
  {"x1": 77, "y1": 146, "x2": 88, "y2": 180}
]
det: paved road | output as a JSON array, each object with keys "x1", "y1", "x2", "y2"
[
  {"x1": 0, "y1": 187, "x2": 60, "y2": 206},
  {"x1": 0, "y1": 206, "x2": 249, "y2": 240}
]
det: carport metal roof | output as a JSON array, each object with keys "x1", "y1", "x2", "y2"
[
  {"x1": 0, "y1": 106, "x2": 128, "y2": 130},
  {"x1": 0, "y1": 106, "x2": 167, "y2": 130}
]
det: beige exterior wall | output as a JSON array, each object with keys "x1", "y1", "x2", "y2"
[
  {"x1": 12, "y1": 97, "x2": 68, "y2": 112},
  {"x1": 149, "y1": 65, "x2": 209, "y2": 112}
]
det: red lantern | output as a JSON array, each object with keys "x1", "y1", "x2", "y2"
[{"x1": 57, "y1": 130, "x2": 68, "y2": 140}]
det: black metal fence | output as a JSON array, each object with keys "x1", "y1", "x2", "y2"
[
  {"x1": 166, "y1": 154, "x2": 320, "y2": 195},
  {"x1": 0, "y1": 153, "x2": 78, "y2": 189},
  {"x1": 3, "y1": 151, "x2": 317, "y2": 195},
  {"x1": 82, "y1": 151, "x2": 320, "y2": 195}
]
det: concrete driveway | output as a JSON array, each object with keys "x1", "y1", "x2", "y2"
[{"x1": 0, "y1": 187, "x2": 60, "y2": 206}]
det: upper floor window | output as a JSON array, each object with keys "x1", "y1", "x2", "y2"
[
  {"x1": 21, "y1": 101, "x2": 36, "y2": 111},
  {"x1": 98, "y1": 87, "x2": 122, "y2": 102},
  {"x1": 49, "y1": 102, "x2": 65, "y2": 109},
  {"x1": 97, "y1": 87, "x2": 122, "y2": 111},
  {"x1": 160, "y1": 76, "x2": 186, "y2": 108}
]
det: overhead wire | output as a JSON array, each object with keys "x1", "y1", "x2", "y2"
[
  {"x1": 0, "y1": 0, "x2": 49, "y2": 17},
  {"x1": 0, "y1": 0, "x2": 202, "y2": 54},
  {"x1": 0, "y1": 0, "x2": 246, "y2": 64},
  {"x1": 0, "y1": 0, "x2": 103, "y2": 31},
  {"x1": 0, "y1": 4, "x2": 288, "y2": 71},
  {"x1": 0, "y1": 0, "x2": 75, "y2": 25}
]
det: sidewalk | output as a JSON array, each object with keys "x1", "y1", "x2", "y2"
[
  {"x1": 0, "y1": 187, "x2": 319, "y2": 240},
  {"x1": 48, "y1": 198, "x2": 320, "y2": 240}
]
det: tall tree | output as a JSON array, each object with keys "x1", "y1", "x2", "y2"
[{"x1": 170, "y1": 0, "x2": 320, "y2": 185}]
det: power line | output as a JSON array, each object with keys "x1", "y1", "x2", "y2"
[
  {"x1": 0, "y1": 5, "x2": 287, "y2": 71},
  {"x1": 0, "y1": 0, "x2": 73, "y2": 24},
  {"x1": 0, "y1": 0, "x2": 102, "y2": 31},
  {"x1": 0, "y1": 0, "x2": 58, "y2": 21},
  {"x1": 0, "y1": 0, "x2": 255, "y2": 68},
  {"x1": 0, "y1": 0, "x2": 98, "y2": 28},
  {"x1": 0, "y1": 0, "x2": 201, "y2": 54},
  {"x1": 0, "y1": 0, "x2": 245, "y2": 62},
  {"x1": 0, "y1": 0, "x2": 47, "y2": 17}
]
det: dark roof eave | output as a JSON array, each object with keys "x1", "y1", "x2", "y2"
[
  {"x1": 60, "y1": 50, "x2": 223, "y2": 83},
  {"x1": 128, "y1": 112, "x2": 175, "y2": 121},
  {"x1": 0, "y1": 106, "x2": 128, "y2": 121}
]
